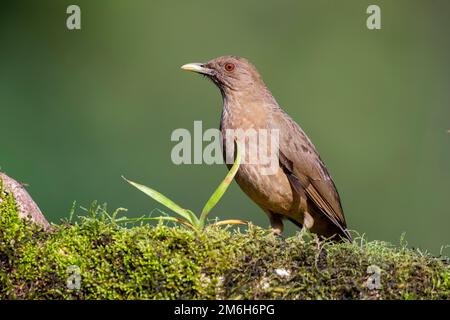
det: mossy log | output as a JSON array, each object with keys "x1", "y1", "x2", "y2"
[
  {"x1": 0, "y1": 180, "x2": 449, "y2": 299},
  {"x1": 0, "y1": 172, "x2": 49, "y2": 229}
]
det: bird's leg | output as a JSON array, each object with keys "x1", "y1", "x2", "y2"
[
  {"x1": 266, "y1": 211, "x2": 284, "y2": 235},
  {"x1": 303, "y1": 211, "x2": 315, "y2": 229}
]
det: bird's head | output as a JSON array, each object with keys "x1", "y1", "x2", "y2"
[{"x1": 181, "y1": 56, "x2": 265, "y2": 95}]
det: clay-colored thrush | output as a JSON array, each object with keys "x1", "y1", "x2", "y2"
[{"x1": 182, "y1": 56, "x2": 351, "y2": 241}]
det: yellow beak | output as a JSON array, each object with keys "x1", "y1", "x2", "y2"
[{"x1": 181, "y1": 63, "x2": 213, "y2": 75}]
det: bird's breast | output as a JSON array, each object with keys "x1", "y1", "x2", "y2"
[{"x1": 220, "y1": 103, "x2": 302, "y2": 217}]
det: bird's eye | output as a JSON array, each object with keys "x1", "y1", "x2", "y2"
[{"x1": 224, "y1": 63, "x2": 235, "y2": 72}]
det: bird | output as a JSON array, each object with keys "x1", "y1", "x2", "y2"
[{"x1": 181, "y1": 56, "x2": 351, "y2": 241}]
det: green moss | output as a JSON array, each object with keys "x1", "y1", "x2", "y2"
[{"x1": 1, "y1": 187, "x2": 449, "y2": 299}]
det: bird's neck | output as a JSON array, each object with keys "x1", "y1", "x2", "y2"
[{"x1": 220, "y1": 87, "x2": 277, "y2": 131}]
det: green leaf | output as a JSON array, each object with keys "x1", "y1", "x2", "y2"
[
  {"x1": 199, "y1": 141, "x2": 241, "y2": 228},
  {"x1": 208, "y1": 219, "x2": 248, "y2": 227},
  {"x1": 122, "y1": 176, "x2": 199, "y2": 225}
]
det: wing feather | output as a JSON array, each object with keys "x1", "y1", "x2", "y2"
[{"x1": 272, "y1": 108, "x2": 350, "y2": 239}]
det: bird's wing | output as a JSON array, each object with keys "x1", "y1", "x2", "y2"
[{"x1": 271, "y1": 108, "x2": 348, "y2": 233}]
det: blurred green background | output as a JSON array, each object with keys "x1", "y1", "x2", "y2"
[{"x1": 1, "y1": 0, "x2": 449, "y2": 253}]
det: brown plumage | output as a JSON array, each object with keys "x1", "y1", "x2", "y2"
[{"x1": 182, "y1": 56, "x2": 351, "y2": 241}]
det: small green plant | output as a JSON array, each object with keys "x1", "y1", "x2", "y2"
[{"x1": 122, "y1": 142, "x2": 246, "y2": 232}]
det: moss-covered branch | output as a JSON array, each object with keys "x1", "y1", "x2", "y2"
[
  {"x1": 1, "y1": 181, "x2": 449, "y2": 299},
  {"x1": 0, "y1": 172, "x2": 49, "y2": 228}
]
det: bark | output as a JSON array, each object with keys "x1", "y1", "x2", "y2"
[{"x1": 0, "y1": 172, "x2": 49, "y2": 229}]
